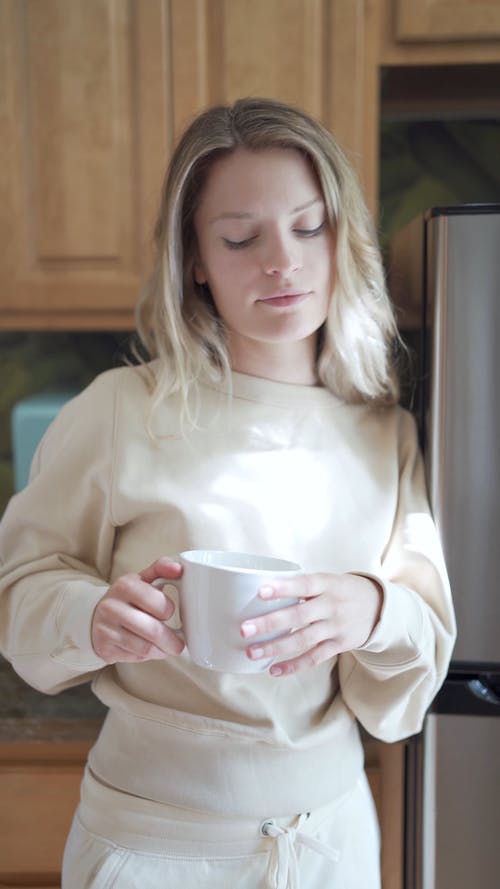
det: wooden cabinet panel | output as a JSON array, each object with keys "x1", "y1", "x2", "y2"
[
  {"x1": 169, "y1": 0, "x2": 328, "y2": 137},
  {"x1": 381, "y1": 0, "x2": 500, "y2": 65},
  {"x1": 327, "y1": 0, "x2": 382, "y2": 213},
  {"x1": 24, "y1": 1, "x2": 129, "y2": 263},
  {"x1": 0, "y1": 0, "x2": 383, "y2": 328},
  {"x1": 0, "y1": 0, "x2": 171, "y2": 330},
  {"x1": 0, "y1": 763, "x2": 83, "y2": 882},
  {"x1": 2, "y1": 0, "x2": 500, "y2": 329},
  {"x1": 0, "y1": 726, "x2": 94, "y2": 887},
  {"x1": 170, "y1": 0, "x2": 380, "y2": 211},
  {"x1": 396, "y1": 0, "x2": 500, "y2": 42}
]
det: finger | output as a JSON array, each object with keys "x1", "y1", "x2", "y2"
[
  {"x1": 99, "y1": 587, "x2": 171, "y2": 625},
  {"x1": 96, "y1": 627, "x2": 169, "y2": 662},
  {"x1": 110, "y1": 576, "x2": 175, "y2": 621},
  {"x1": 240, "y1": 596, "x2": 321, "y2": 641},
  {"x1": 118, "y1": 606, "x2": 184, "y2": 655},
  {"x1": 129, "y1": 580, "x2": 177, "y2": 622},
  {"x1": 97, "y1": 622, "x2": 184, "y2": 661},
  {"x1": 246, "y1": 620, "x2": 330, "y2": 662},
  {"x1": 269, "y1": 639, "x2": 340, "y2": 677},
  {"x1": 97, "y1": 598, "x2": 184, "y2": 655},
  {"x1": 139, "y1": 557, "x2": 182, "y2": 585},
  {"x1": 258, "y1": 573, "x2": 327, "y2": 602}
]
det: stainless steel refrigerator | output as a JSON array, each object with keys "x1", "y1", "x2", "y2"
[{"x1": 400, "y1": 204, "x2": 500, "y2": 889}]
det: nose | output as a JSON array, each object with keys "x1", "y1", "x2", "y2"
[{"x1": 262, "y1": 232, "x2": 302, "y2": 277}]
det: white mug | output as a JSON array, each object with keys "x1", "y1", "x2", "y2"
[{"x1": 163, "y1": 550, "x2": 301, "y2": 673}]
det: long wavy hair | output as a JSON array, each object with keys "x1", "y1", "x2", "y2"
[{"x1": 136, "y1": 97, "x2": 401, "y2": 416}]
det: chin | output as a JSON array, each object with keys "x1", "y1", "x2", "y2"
[{"x1": 259, "y1": 318, "x2": 326, "y2": 344}]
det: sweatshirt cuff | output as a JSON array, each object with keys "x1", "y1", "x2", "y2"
[
  {"x1": 354, "y1": 576, "x2": 425, "y2": 667},
  {"x1": 52, "y1": 581, "x2": 109, "y2": 669}
]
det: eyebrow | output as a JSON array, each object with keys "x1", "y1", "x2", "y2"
[{"x1": 209, "y1": 196, "x2": 323, "y2": 225}]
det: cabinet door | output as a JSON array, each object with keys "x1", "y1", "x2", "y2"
[
  {"x1": 396, "y1": 0, "x2": 500, "y2": 42},
  {"x1": 169, "y1": 0, "x2": 327, "y2": 136},
  {"x1": 0, "y1": 0, "x2": 171, "y2": 330},
  {"x1": 0, "y1": 762, "x2": 83, "y2": 883},
  {"x1": 0, "y1": 0, "x2": 380, "y2": 330},
  {"x1": 0, "y1": 728, "x2": 96, "y2": 886},
  {"x1": 169, "y1": 0, "x2": 380, "y2": 211}
]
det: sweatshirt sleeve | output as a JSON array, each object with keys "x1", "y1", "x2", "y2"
[
  {"x1": 0, "y1": 371, "x2": 121, "y2": 694},
  {"x1": 338, "y1": 409, "x2": 457, "y2": 742}
]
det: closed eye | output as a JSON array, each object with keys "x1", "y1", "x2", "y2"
[
  {"x1": 294, "y1": 222, "x2": 326, "y2": 238},
  {"x1": 222, "y1": 236, "x2": 257, "y2": 250},
  {"x1": 222, "y1": 221, "x2": 325, "y2": 249}
]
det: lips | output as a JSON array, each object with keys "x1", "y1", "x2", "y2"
[{"x1": 258, "y1": 290, "x2": 310, "y2": 307}]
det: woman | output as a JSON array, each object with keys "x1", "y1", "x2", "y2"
[{"x1": 0, "y1": 98, "x2": 456, "y2": 888}]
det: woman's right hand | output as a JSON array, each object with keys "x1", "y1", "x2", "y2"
[{"x1": 91, "y1": 557, "x2": 185, "y2": 664}]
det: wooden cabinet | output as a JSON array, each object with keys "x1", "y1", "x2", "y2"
[
  {"x1": 0, "y1": 720, "x2": 403, "y2": 889},
  {"x1": 0, "y1": 0, "x2": 171, "y2": 331},
  {"x1": 382, "y1": 0, "x2": 500, "y2": 64},
  {"x1": 0, "y1": 0, "x2": 380, "y2": 330},
  {"x1": 168, "y1": 0, "x2": 380, "y2": 206},
  {"x1": 0, "y1": 721, "x2": 98, "y2": 888},
  {"x1": 170, "y1": 0, "x2": 327, "y2": 131},
  {"x1": 396, "y1": 0, "x2": 500, "y2": 42},
  {"x1": 1, "y1": 0, "x2": 500, "y2": 330}
]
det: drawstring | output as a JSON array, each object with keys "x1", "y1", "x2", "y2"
[{"x1": 261, "y1": 813, "x2": 340, "y2": 889}]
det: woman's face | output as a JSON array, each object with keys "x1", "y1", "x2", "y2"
[{"x1": 193, "y1": 147, "x2": 335, "y2": 379}]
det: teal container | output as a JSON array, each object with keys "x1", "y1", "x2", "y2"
[{"x1": 11, "y1": 391, "x2": 78, "y2": 491}]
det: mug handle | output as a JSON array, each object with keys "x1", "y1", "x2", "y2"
[{"x1": 152, "y1": 577, "x2": 185, "y2": 642}]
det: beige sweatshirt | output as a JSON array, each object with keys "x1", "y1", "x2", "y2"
[{"x1": 0, "y1": 365, "x2": 455, "y2": 817}]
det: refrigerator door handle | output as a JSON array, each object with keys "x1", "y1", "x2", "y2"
[{"x1": 467, "y1": 677, "x2": 500, "y2": 706}]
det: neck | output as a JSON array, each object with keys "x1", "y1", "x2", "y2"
[{"x1": 228, "y1": 335, "x2": 319, "y2": 386}]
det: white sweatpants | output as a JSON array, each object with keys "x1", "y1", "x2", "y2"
[{"x1": 62, "y1": 767, "x2": 380, "y2": 889}]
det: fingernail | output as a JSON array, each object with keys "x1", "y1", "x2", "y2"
[
  {"x1": 270, "y1": 665, "x2": 283, "y2": 676},
  {"x1": 249, "y1": 647, "x2": 265, "y2": 660},
  {"x1": 259, "y1": 585, "x2": 274, "y2": 599},
  {"x1": 241, "y1": 622, "x2": 257, "y2": 638}
]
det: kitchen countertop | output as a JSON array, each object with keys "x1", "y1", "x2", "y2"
[
  {"x1": 0, "y1": 655, "x2": 380, "y2": 771},
  {"x1": 0, "y1": 654, "x2": 106, "y2": 721},
  {"x1": 0, "y1": 716, "x2": 103, "y2": 743}
]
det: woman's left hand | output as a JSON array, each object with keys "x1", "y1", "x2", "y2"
[{"x1": 240, "y1": 573, "x2": 383, "y2": 676}]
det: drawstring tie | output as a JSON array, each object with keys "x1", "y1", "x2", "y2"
[{"x1": 261, "y1": 813, "x2": 340, "y2": 889}]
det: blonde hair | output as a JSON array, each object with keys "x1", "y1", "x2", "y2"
[{"x1": 136, "y1": 97, "x2": 401, "y2": 414}]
